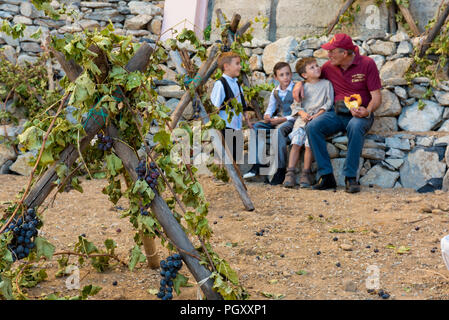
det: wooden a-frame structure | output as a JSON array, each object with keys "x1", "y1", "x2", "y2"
[{"x1": 7, "y1": 10, "x2": 261, "y2": 300}]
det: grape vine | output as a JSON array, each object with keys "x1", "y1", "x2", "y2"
[{"x1": 0, "y1": 0, "x2": 254, "y2": 300}]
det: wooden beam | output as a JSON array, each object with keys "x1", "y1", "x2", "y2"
[
  {"x1": 388, "y1": 1, "x2": 398, "y2": 34},
  {"x1": 230, "y1": 13, "x2": 241, "y2": 33},
  {"x1": 106, "y1": 123, "x2": 223, "y2": 300},
  {"x1": 235, "y1": 22, "x2": 251, "y2": 39},
  {"x1": 139, "y1": 230, "x2": 160, "y2": 268},
  {"x1": 241, "y1": 74, "x2": 264, "y2": 120},
  {"x1": 179, "y1": 48, "x2": 196, "y2": 76},
  {"x1": 196, "y1": 98, "x2": 255, "y2": 211},
  {"x1": 169, "y1": 45, "x2": 219, "y2": 130},
  {"x1": 50, "y1": 49, "x2": 83, "y2": 83},
  {"x1": 124, "y1": 42, "x2": 154, "y2": 73},
  {"x1": 88, "y1": 44, "x2": 109, "y2": 84},
  {"x1": 397, "y1": 4, "x2": 420, "y2": 37},
  {"x1": 216, "y1": 9, "x2": 235, "y2": 48},
  {"x1": 23, "y1": 43, "x2": 155, "y2": 210},
  {"x1": 170, "y1": 45, "x2": 254, "y2": 211},
  {"x1": 326, "y1": 0, "x2": 355, "y2": 35}
]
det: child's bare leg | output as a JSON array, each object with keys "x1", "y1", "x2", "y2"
[
  {"x1": 283, "y1": 144, "x2": 302, "y2": 188},
  {"x1": 287, "y1": 144, "x2": 302, "y2": 169},
  {"x1": 303, "y1": 147, "x2": 314, "y2": 171},
  {"x1": 299, "y1": 146, "x2": 315, "y2": 187}
]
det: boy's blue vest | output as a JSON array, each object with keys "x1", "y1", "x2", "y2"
[{"x1": 272, "y1": 89, "x2": 293, "y2": 118}]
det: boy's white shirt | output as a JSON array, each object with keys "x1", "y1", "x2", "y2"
[
  {"x1": 210, "y1": 73, "x2": 244, "y2": 130},
  {"x1": 264, "y1": 80, "x2": 296, "y2": 121}
]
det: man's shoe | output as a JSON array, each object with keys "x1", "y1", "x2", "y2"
[
  {"x1": 270, "y1": 168, "x2": 286, "y2": 185},
  {"x1": 312, "y1": 173, "x2": 337, "y2": 191},
  {"x1": 345, "y1": 177, "x2": 360, "y2": 193}
]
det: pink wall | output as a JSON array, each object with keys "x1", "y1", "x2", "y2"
[{"x1": 160, "y1": 0, "x2": 209, "y2": 42}]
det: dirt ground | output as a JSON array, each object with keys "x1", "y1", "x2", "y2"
[{"x1": 1, "y1": 173, "x2": 449, "y2": 300}]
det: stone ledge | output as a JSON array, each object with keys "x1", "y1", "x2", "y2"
[{"x1": 238, "y1": 130, "x2": 449, "y2": 192}]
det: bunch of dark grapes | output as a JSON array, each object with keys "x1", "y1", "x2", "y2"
[
  {"x1": 157, "y1": 253, "x2": 183, "y2": 300},
  {"x1": 97, "y1": 133, "x2": 113, "y2": 151},
  {"x1": 140, "y1": 204, "x2": 150, "y2": 216},
  {"x1": 135, "y1": 160, "x2": 160, "y2": 191},
  {"x1": 3, "y1": 208, "x2": 40, "y2": 261}
]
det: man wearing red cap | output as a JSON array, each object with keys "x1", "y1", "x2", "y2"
[{"x1": 292, "y1": 33, "x2": 382, "y2": 193}]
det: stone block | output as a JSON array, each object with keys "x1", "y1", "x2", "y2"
[{"x1": 374, "y1": 89, "x2": 402, "y2": 117}]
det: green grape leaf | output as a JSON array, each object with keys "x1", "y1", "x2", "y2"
[
  {"x1": 132, "y1": 179, "x2": 149, "y2": 194},
  {"x1": 105, "y1": 154, "x2": 123, "y2": 176},
  {"x1": 80, "y1": 285, "x2": 102, "y2": 300},
  {"x1": 34, "y1": 236, "x2": 55, "y2": 260},
  {"x1": 75, "y1": 236, "x2": 98, "y2": 255},
  {"x1": 104, "y1": 239, "x2": 117, "y2": 251},
  {"x1": 0, "y1": 276, "x2": 13, "y2": 300},
  {"x1": 129, "y1": 245, "x2": 146, "y2": 271},
  {"x1": 18, "y1": 126, "x2": 45, "y2": 151},
  {"x1": 126, "y1": 71, "x2": 143, "y2": 91},
  {"x1": 153, "y1": 130, "x2": 171, "y2": 148},
  {"x1": 173, "y1": 273, "x2": 191, "y2": 295}
]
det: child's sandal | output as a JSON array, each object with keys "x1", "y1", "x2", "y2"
[{"x1": 283, "y1": 168, "x2": 297, "y2": 188}]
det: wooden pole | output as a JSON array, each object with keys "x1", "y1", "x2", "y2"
[
  {"x1": 139, "y1": 229, "x2": 160, "y2": 269},
  {"x1": 23, "y1": 43, "x2": 154, "y2": 209},
  {"x1": 241, "y1": 74, "x2": 263, "y2": 120},
  {"x1": 124, "y1": 169, "x2": 160, "y2": 269},
  {"x1": 216, "y1": 9, "x2": 234, "y2": 46},
  {"x1": 168, "y1": 45, "x2": 219, "y2": 130},
  {"x1": 88, "y1": 44, "x2": 109, "y2": 84},
  {"x1": 418, "y1": 1, "x2": 449, "y2": 57},
  {"x1": 397, "y1": 4, "x2": 421, "y2": 36},
  {"x1": 230, "y1": 13, "x2": 241, "y2": 33},
  {"x1": 50, "y1": 49, "x2": 83, "y2": 83},
  {"x1": 388, "y1": 1, "x2": 398, "y2": 34},
  {"x1": 106, "y1": 124, "x2": 223, "y2": 300},
  {"x1": 197, "y1": 98, "x2": 254, "y2": 210},
  {"x1": 235, "y1": 22, "x2": 252, "y2": 39},
  {"x1": 326, "y1": 0, "x2": 356, "y2": 35},
  {"x1": 176, "y1": 45, "x2": 255, "y2": 211},
  {"x1": 24, "y1": 44, "x2": 223, "y2": 299}
]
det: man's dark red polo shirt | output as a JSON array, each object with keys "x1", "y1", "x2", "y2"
[{"x1": 321, "y1": 52, "x2": 382, "y2": 107}]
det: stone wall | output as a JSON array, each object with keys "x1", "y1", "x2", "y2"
[
  {"x1": 2, "y1": 0, "x2": 449, "y2": 193},
  {"x1": 208, "y1": 0, "x2": 442, "y2": 41},
  {"x1": 238, "y1": 31, "x2": 449, "y2": 193},
  {"x1": 0, "y1": 0, "x2": 164, "y2": 67},
  {"x1": 0, "y1": 0, "x2": 165, "y2": 176}
]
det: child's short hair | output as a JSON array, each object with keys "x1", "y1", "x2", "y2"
[
  {"x1": 295, "y1": 57, "x2": 317, "y2": 76},
  {"x1": 218, "y1": 52, "x2": 240, "y2": 70},
  {"x1": 273, "y1": 62, "x2": 291, "y2": 76}
]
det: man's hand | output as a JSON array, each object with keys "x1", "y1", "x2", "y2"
[
  {"x1": 309, "y1": 111, "x2": 324, "y2": 121},
  {"x1": 350, "y1": 106, "x2": 370, "y2": 118},
  {"x1": 292, "y1": 82, "x2": 304, "y2": 102}
]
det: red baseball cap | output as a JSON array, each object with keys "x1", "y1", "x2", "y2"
[{"x1": 321, "y1": 33, "x2": 356, "y2": 51}]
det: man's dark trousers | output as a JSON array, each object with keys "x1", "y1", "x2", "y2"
[{"x1": 305, "y1": 108, "x2": 374, "y2": 179}]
